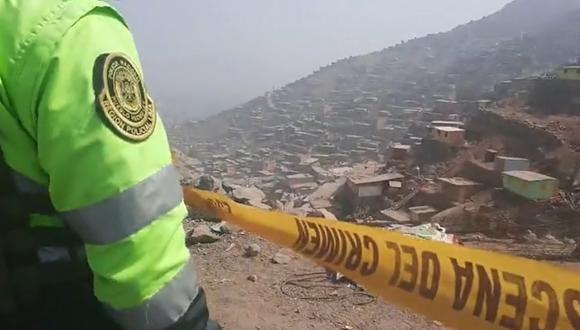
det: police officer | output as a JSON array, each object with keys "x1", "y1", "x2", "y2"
[{"x1": 0, "y1": 1, "x2": 219, "y2": 329}]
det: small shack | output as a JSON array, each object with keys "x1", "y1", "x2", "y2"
[
  {"x1": 431, "y1": 126, "x2": 465, "y2": 147},
  {"x1": 391, "y1": 144, "x2": 411, "y2": 160},
  {"x1": 494, "y1": 156, "x2": 530, "y2": 172},
  {"x1": 439, "y1": 177, "x2": 481, "y2": 203},
  {"x1": 347, "y1": 173, "x2": 404, "y2": 199},
  {"x1": 287, "y1": 173, "x2": 318, "y2": 193},
  {"x1": 287, "y1": 173, "x2": 315, "y2": 187},
  {"x1": 484, "y1": 149, "x2": 498, "y2": 163},
  {"x1": 380, "y1": 209, "x2": 411, "y2": 224},
  {"x1": 430, "y1": 120, "x2": 465, "y2": 129},
  {"x1": 558, "y1": 66, "x2": 580, "y2": 80},
  {"x1": 502, "y1": 171, "x2": 559, "y2": 201},
  {"x1": 408, "y1": 205, "x2": 438, "y2": 223}
]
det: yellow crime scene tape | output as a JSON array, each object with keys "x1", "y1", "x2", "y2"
[{"x1": 183, "y1": 187, "x2": 580, "y2": 330}]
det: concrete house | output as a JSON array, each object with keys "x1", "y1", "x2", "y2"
[
  {"x1": 502, "y1": 171, "x2": 559, "y2": 201},
  {"x1": 431, "y1": 126, "x2": 465, "y2": 147},
  {"x1": 347, "y1": 173, "x2": 404, "y2": 198}
]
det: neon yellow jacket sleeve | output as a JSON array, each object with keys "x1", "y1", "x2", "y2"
[{"x1": 0, "y1": 2, "x2": 200, "y2": 329}]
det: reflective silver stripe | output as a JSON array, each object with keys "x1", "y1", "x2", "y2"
[
  {"x1": 107, "y1": 259, "x2": 200, "y2": 330},
  {"x1": 12, "y1": 171, "x2": 49, "y2": 195},
  {"x1": 63, "y1": 165, "x2": 182, "y2": 245}
]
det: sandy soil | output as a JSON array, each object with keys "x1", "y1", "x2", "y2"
[{"x1": 190, "y1": 221, "x2": 444, "y2": 330}]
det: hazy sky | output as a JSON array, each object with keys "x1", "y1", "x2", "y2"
[{"x1": 114, "y1": 0, "x2": 512, "y2": 119}]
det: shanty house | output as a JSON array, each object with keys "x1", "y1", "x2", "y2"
[
  {"x1": 347, "y1": 173, "x2": 404, "y2": 198},
  {"x1": 391, "y1": 144, "x2": 411, "y2": 160},
  {"x1": 494, "y1": 156, "x2": 530, "y2": 172},
  {"x1": 430, "y1": 121, "x2": 464, "y2": 129},
  {"x1": 502, "y1": 171, "x2": 558, "y2": 201},
  {"x1": 408, "y1": 206, "x2": 438, "y2": 223},
  {"x1": 439, "y1": 177, "x2": 481, "y2": 203},
  {"x1": 431, "y1": 126, "x2": 465, "y2": 147},
  {"x1": 286, "y1": 173, "x2": 317, "y2": 193}
]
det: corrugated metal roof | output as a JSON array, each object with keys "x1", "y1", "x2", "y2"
[
  {"x1": 439, "y1": 177, "x2": 480, "y2": 186},
  {"x1": 348, "y1": 173, "x2": 404, "y2": 185},
  {"x1": 433, "y1": 126, "x2": 465, "y2": 132}
]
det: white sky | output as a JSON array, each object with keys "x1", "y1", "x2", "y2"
[{"x1": 115, "y1": 0, "x2": 512, "y2": 118}]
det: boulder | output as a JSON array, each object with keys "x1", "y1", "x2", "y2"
[{"x1": 186, "y1": 224, "x2": 220, "y2": 245}]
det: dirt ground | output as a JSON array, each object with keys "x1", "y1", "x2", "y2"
[{"x1": 190, "y1": 221, "x2": 444, "y2": 330}]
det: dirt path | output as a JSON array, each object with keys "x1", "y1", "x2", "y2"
[{"x1": 190, "y1": 222, "x2": 444, "y2": 330}]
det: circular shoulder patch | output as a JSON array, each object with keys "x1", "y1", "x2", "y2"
[{"x1": 96, "y1": 53, "x2": 156, "y2": 141}]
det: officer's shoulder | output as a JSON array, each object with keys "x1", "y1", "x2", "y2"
[
  {"x1": 0, "y1": 1, "x2": 58, "y2": 70},
  {"x1": 0, "y1": 0, "x2": 128, "y2": 72}
]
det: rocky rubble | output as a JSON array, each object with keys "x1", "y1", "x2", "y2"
[
  {"x1": 272, "y1": 251, "x2": 292, "y2": 265},
  {"x1": 186, "y1": 224, "x2": 220, "y2": 245},
  {"x1": 244, "y1": 244, "x2": 262, "y2": 258}
]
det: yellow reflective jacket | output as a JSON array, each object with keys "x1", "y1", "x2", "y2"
[{"x1": 0, "y1": 1, "x2": 200, "y2": 329}]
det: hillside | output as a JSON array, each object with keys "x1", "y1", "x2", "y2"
[
  {"x1": 171, "y1": 2, "x2": 580, "y2": 328},
  {"x1": 171, "y1": 0, "x2": 580, "y2": 143},
  {"x1": 279, "y1": 0, "x2": 580, "y2": 103}
]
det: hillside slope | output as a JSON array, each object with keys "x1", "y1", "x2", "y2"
[{"x1": 177, "y1": 0, "x2": 580, "y2": 142}]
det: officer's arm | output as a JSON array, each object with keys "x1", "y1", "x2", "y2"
[{"x1": 35, "y1": 8, "x2": 208, "y2": 330}]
